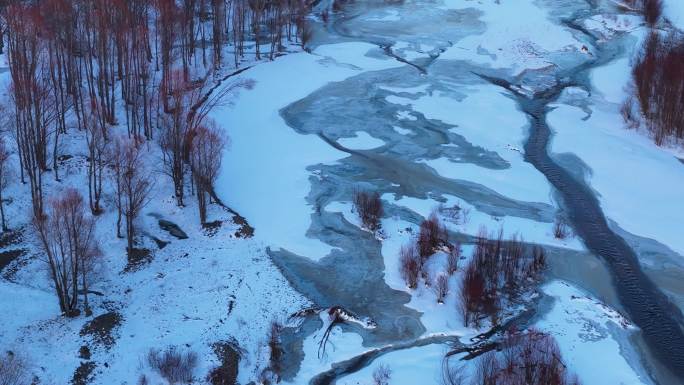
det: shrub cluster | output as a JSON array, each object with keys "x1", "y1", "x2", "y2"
[
  {"x1": 399, "y1": 214, "x2": 450, "y2": 290},
  {"x1": 147, "y1": 346, "x2": 198, "y2": 384},
  {"x1": 399, "y1": 243, "x2": 421, "y2": 289},
  {"x1": 473, "y1": 329, "x2": 581, "y2": 385},
  {"x1": 399, "y1": 214, "x2": 460, "y2": 304},
  {"x1": 553, "y1": 219, "x2": 570, "y2": 240},
  {"x1": 353, "y1": 190, "x2": 384, "y2": 232},
  {"x1": 418, "y1": 213, "x2": 449, "y2": 260},
  {"x1": 372, "y1": 364, "x2": 392, "y2": 385},
  {"x1": 0, "y1": 352, "x2": 29, "y2": 385},
  {"x1": 628, "y1": 31, "x2": 684, "y2": 146},
  {"x1": 459, "y1": 228, "x2": 546, "y2": 327}
]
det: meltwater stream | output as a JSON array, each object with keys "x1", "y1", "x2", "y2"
[{"x1": 513, "y1": 83, "x2": 684, "y2": 378}]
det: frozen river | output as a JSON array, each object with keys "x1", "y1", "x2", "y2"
[{"x1": 213, "y1": 0, "x2": 684, "y2": 383}]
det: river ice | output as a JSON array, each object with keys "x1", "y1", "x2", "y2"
[
  {"x1": 3, "y1": 0, "x2": 682, "y2": 383},
  {"x1": 210, "y1": 0, "x2": 678, "y2": 383}
]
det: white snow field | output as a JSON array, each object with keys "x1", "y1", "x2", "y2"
[
  {"x1": 536, "y1": 281, "x2": 646, "y2": 385},
  {"x1": 0, "y1": 43, "x2": 313, "y2": 385},
  {"x1": 214, "y1": 42, "x2": 403, "y2": 262},
  {"x1": 0, "y1": 148, "x2": 309, "y2": 384},
  {"x1": 665, "y1": 0, "x2": 684, "y2": 30},
  {"x1": 1, "y1": 0, "x2": 682, "y2": 383}
]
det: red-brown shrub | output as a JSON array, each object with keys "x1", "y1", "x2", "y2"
[
  {"x1": 631, "y1": 32, "x2": 684, "y2": 146},
  {"x1": 417, "y1": 213, "x2": 448, "y2": 260},
  {"x1": 147, "y1": 346, "x2": 198, "y2": 384},
  {"x1": 399, "y1": 243, "x2": 420, "y2": 289},
  {"x1": 447, "y1": 242, "x2": 461, "y2": 275},
  {"x1": 474, "y1": 329, "x2": 579, "y2": 385},
  {"x1": 530, "y1": 246, "x2": 547, "y2": 278},
  {"x1": 643, "y1": 0, "x2": 663, "y2": 26},
  {"x1": 460, "y1": 227, "x2": 547, "y2": 327},
  {"x1": 433, "y1": 273, "x2": 449, "y2": 304},
  {"x1": 353, "y1": 190, "x2": 384, "y2": 232},
  {"x1": 459, "y1": 262, "x2": 485, "y2": 326}
]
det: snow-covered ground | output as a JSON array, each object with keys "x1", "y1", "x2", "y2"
[
  {"x1": 536, "y1": 281, "x2": 646, "y2": 385},
  {"x1": 440, "y1": 0, "x2": 584, "y2": 74},
  {"x1": 214, "y1": 42, "x2": 404, "y2": 262},
  {"x1": 3, "y1": 0, "x2": 682, "y2": 383},
  {"x1": 664, "y1": 0, "x2": 684, "y2": 30},
  {"x1": 0, "y1": 128, "x2": 309, "y2": 384},
  {"x1": 0, "y1": 42, "x2": 313, "y2": 384}
]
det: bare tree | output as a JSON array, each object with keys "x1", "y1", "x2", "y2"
[
  {"x1": 447, "y1": 242, "x2": 460, "y2": 275},
  {"x1": 190, "y1": 120, "x2": 226, "y2": 224},
  {"x1": 110, "y1": 137, "x2": 153, "y2": 253},
  {"x1": 643, "y1": 0, "x2": 663, "y2": 26},
  {"x1": 34, "y1": 189, "x2": 98, "y2": 316},
  {"x1": 86, "y1": 104, "x2": 107, "y2": 215},
  {"x1": 268, "y1": 320, "x2": 283, "y2": 382},
  {"x1": 160, "y1": 69, "x2": 249, "y2": 208},
  {"x1": 433, "y1": 273, "x2": 449, "y2": 304},
  {"x1": 211, "y1": 0, "x2": 226, "y2": 67},
  {"x1": 109, "y1": 137, "x2": 126, "y2": 239},
  {"x1": 353, "y1": 190, "x2": 384, "y2": 232},
  {"x1": 0, "y1": 351, "x2": 29, "y2": 385},
  {"x1": 159, "y1": 70, "x2": 190, "y2": 206},
  {"x1": 399, "y1": 243, "x2": 420, "y2": 289},
  {"x1": 0, "y1": 137, "x2": 10, "y2": 231},
  {"x1": 6, "y1": 3, "x2": 57, "y2": 217}
]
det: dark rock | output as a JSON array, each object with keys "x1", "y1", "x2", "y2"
[
  {"x1": 149, "y1": 236, "x2": 170, "y2": 249},
  {"x1": 158, "y1": 220, "x2": 189, "y2": 239},
  {"x1": 0, "y1": 248, "x2": 26, "y2": 272}
]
